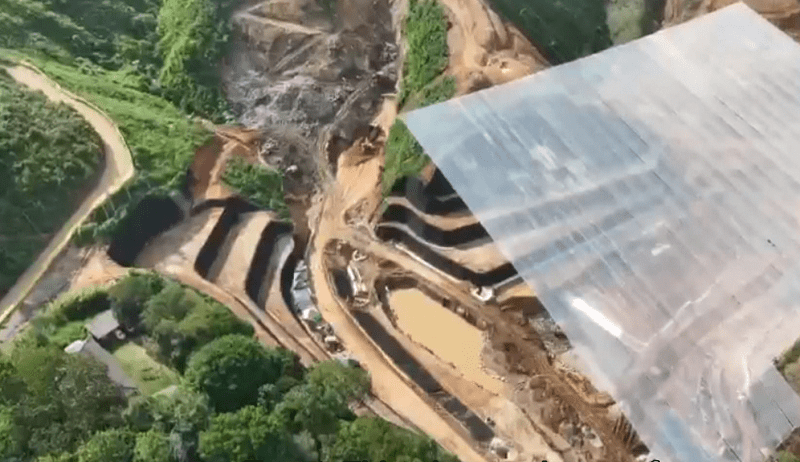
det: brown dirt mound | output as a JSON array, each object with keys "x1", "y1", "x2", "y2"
[{"x1": 437, "y1": 0, "x2": 550, "y2": 93}]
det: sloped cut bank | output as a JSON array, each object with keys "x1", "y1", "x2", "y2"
[
  {"x1": 108, "y1": 195, "x2": 184, "y2": 267},
  {"x1": 194, "y1": 197, "x2": 260, "y2": 278},
  {"x1": 245, "y1": 221, "x2": 293, "y2": 306},
  {"x1": 376, "y1": 226, "x2": 518, "y2": 287},
  {"x1": 378, "y1": 204, "x2": 490, "y2": 248}
]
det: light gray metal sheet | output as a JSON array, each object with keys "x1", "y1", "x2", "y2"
[{"x1": 403, "y1": 3, "x2": 800, "y2": 460}]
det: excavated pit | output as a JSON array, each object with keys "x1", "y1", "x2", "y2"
[
  {"x1": 378, "y1": 204, "x2": 490, "y2": 248},
  {"x1": 189, "y1": 195, "x2": 297, "y2": 313},
  {"x1": 375, "y1": 226, "x2": 518, "y2": 287},
  {"x1": 350, "y1": 309, "x2": 496, "y2": 444},
  {"x1": 387, "y1": 174, "x2": 470, "y2": 217},
  {"x1": 194, "y1": 197, "x2": 260, "y2": 278},
  {"x1": 107, "y1": 195, "x2": 185, "y2": 267},
  {"x1": 246, "y1": 221, "x2": 294, "y2": 306}
]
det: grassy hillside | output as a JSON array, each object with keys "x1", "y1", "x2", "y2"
[
  {"x1": 0, "y1": 0, "x2": 257, "y2": 245},
  {"x1": 0, "y1": 0, "x2": 236, "y2": 120},
  {"x1": 0, "y1": 70, "x2": 102, "y2": 295}
]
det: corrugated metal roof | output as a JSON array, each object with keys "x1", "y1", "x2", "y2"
[{"x1": 403, "y1": 3, "x2": 800, "y2": 461}]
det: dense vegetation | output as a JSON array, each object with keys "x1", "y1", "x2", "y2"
[
  {"x1": 0, "y1": 272, "x2": 459, "y2": 462},
  {"x1": 383, "y1": 0, "x2": 457, "y2": 194},
  {"x1": 221, "y1": 157, "x2": 290, "y2": 219},
  {"x1": 0, "y1": 72, "x2": 102, "y2": 296},
  {"x1": 0, "y1": 0, "x2": 234, "y2": 120},
  {"x1": 0, "y1": 0, "x2": 244, "y2": 247},
  {"x1": 397, "y1": 0, "x2": 453, "y2": 109},
  {"x1": 19, "y1": 56, "x2": 211, "y2": 244}
]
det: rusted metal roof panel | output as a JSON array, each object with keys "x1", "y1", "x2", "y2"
[{"x1": 404, "y1": 3, "x2": 800, "y2": 461}]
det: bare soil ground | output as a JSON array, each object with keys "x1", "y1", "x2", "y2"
[
  {"x1": 307, "y1": 128, "x2": 638, "y2": 461},
  {"x1": 435, "y1": 0, "x2": 549, "y2": 92},
  {"x1": 223, "y1": 0, "x2": 399, "y2": 200},
  {"x1": 664, "y1": 0, "x2": 800, "y2": 39},
  {"x1": 370, "y1": 295, "x2": 563, "y2": 461},
  {"x1": 190, "y1": 126, "x2": 265, "y2": 201}
]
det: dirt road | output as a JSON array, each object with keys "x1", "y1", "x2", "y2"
[
  {"x1": 307, "y1": 141, "x2": 492, "y2": 462},
  {"x1": 0, "y1": 62, "x2": 135, "y2": 325}
]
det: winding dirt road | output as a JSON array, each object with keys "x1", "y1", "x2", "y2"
[{"x1": 0, "y1": 62, "x2": 135, "y2": 324}]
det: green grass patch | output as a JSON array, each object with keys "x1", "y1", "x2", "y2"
[
  {"x1": 383, "y1": 0, "x2": 457, "y2": 194},
  {"x1": 0, "y1": 72, "x2": 103, "y2": 294},
  {"x1": 382, "y1": 120, "x2": 428, "y2": 195},
  {"x1": 398, "y1": 0, "x2": 450, "y2": 109},
  {"x1": 111, "y1": 342, "x2": 180, "y2": 395},
  {"x1": 222, "y1": 157, "x2": 290, "y2": 219},
  {"x1": 484, "y1": 0, "x2": 612, "y2": 64}
]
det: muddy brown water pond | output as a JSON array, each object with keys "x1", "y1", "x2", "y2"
[{"x1": 389, "y1": 288, "x2": 505, "y2": 395}]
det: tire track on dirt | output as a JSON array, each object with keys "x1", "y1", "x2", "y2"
[{"x1": 0, "y1": 61, "x2": 135, "y2": 325}]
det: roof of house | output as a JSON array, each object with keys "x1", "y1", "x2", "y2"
[
  {"x1": 404, "y1": 3, "x2": 800, "y2": 461},
  {"x1": 64, "y1": 337, "x2": 137, "y2": 391},
  {"x1": 85, "y1": 309, "x2": 120, "y2": 339}
]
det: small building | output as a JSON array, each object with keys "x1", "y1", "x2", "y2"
[
  {"x1": 85, "y1": 309, "x2": 125, "y2": 349},
  {"x1": 65, "y1": 337, "x2": 137, "y2": 396}
]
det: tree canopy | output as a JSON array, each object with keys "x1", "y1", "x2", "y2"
[{"x1": 185, "y1": 334, "x2": 296, "y2": 412}]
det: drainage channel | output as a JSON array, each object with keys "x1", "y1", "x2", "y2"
[{"x1": 351, "y1": 310, "x2": 496, "y2": 444}]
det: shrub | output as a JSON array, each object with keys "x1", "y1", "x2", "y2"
[
  {"x1": 221, "y1": 157, "x2": 289, "y2": 218},
  {"x1": 185, "y1": 335, "x2": 297, "y2": 412},
  {"x1": 398, "y1": 0, "x2": 450, "y2": 108},
  {"x1": 109, "y1": 271, "x2": 166, "y2": 330},
  {"x1": 41, "y1": 287, "x2": 111, "y2": 327},
  {"x1": 382, "y1": 120, "x2": 428, "y2": 194}
]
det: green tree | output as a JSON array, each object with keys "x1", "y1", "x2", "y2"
[
  {"x1": 74, "y1": 429, "x2": 134, "y2": 462},
  {"x1": 134, "y1": 429, "x2": 174, "y2": 462},
  {"x1": 149, "y1": 386, "x2": 210, "y2": 462},
  {"x1": 185, "y1": 335, "x2": 296, "y2": 412},
  {"x1": 0, "y1": 405, "x2": 23, "y2": 459},
  {"x1": 123, "y1": 395, "x2": 156, "y2": 433},
  {"x1": 142, "y1": 283, "x2": 198, "y2": 332},
  {"x1": 11, "y1": 341, "x2": 126, "y2": 457},
  {"x1": 109, "y1": 272, "x2": 165, "y2": 329},
  {"x1": 323, "y1": 417, "x2": 459, "y2": 462},
  {"x1": 198, "y1": 405, "x2": 296, "y2": 462},
  {"x1": 272, "y1": 361, "x2": 369, "y2": 446}
]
